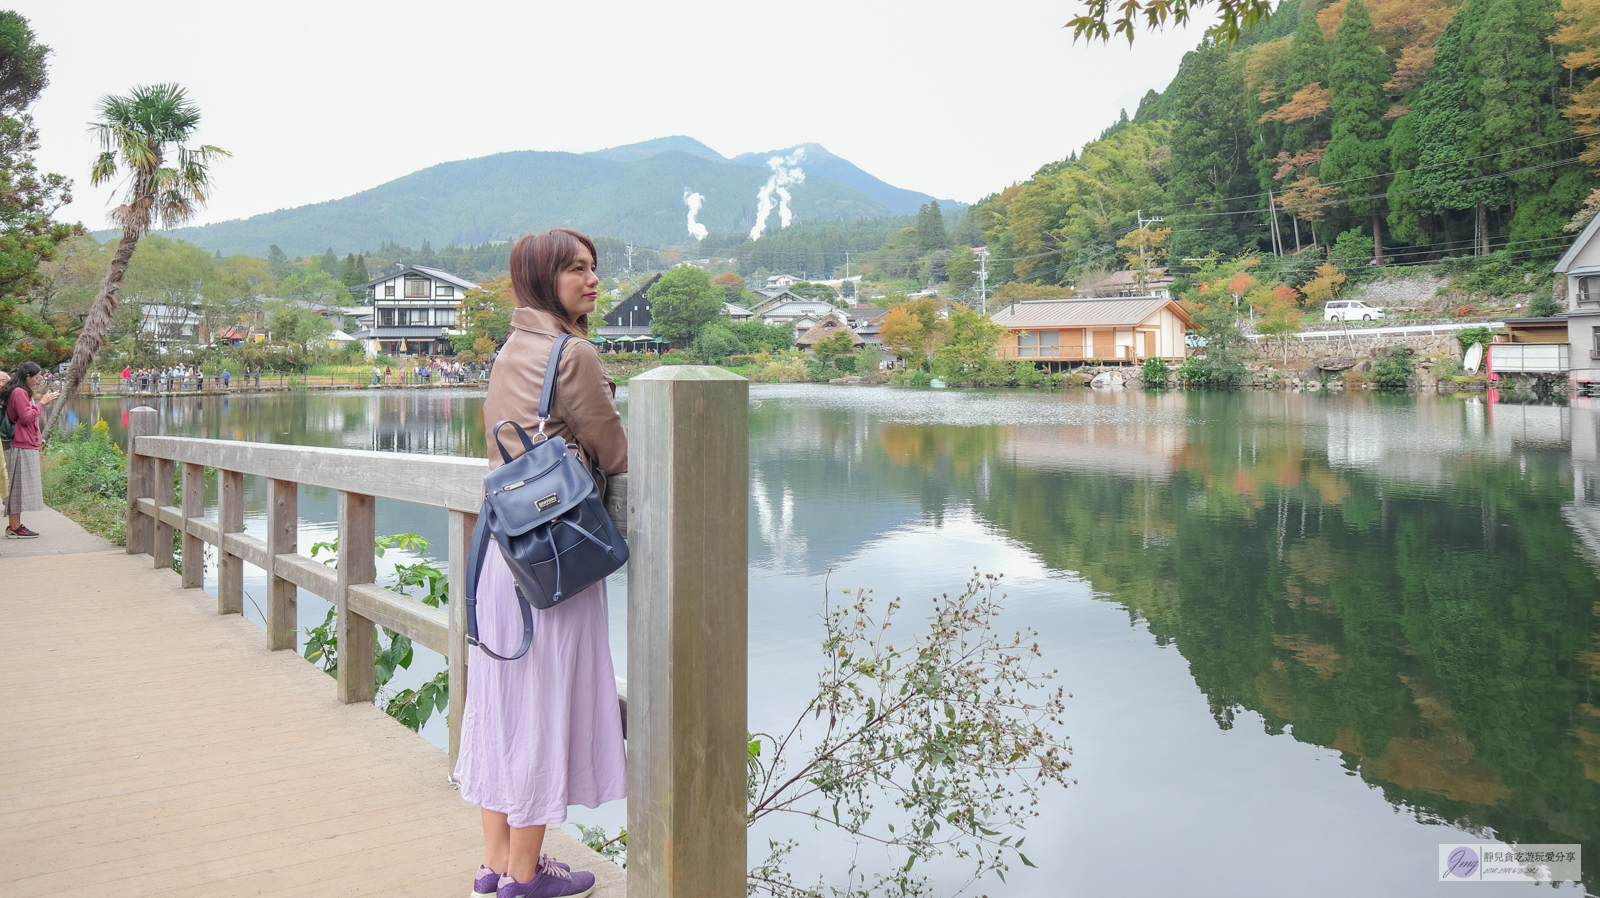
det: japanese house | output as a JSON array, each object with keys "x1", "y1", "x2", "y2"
[{"x1": 989, "y1": 296, "x2": 1194, "y2": 368}]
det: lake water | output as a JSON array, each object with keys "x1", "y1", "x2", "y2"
[{"x1": 64, "y1": 386, "x2": 1600, "y2": 896}]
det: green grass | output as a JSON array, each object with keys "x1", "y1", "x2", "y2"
[{"x1": 42, "y1": 421, "x2": 129, "y2": 546}]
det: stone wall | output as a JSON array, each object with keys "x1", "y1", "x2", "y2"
[
  {"x1": 1345, "y1": 273, "x2": 1450, "y2": 310},
  {"x1": 1252, "y1": 331, "x2": 1464, "y2": 359}
]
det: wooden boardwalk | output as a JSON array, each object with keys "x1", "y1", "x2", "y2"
[{"x1": 1, "y1": 543, "x2": 622, "y2": 897}]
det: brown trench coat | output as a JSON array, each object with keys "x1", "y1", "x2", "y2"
[{"x1": 482, "y1": 307, "x2": 627, "y2": 475}]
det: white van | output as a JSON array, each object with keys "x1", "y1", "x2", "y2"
[{"x1": 1323, "y1": 300, "x2": 1385, "y2": 322}]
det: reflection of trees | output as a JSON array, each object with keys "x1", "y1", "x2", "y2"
[{"x1": 860, "y1": 402, "x2": 1599, "y2": 886}]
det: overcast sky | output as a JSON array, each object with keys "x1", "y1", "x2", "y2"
[{"x1": 22, "y1": 0, "x2": 1202, "y2": 236}]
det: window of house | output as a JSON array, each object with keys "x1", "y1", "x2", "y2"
[
  {"x1": 384, "y1": 285, "x2": 396, "y2": 298},
  {"x1": 435, "y1": 308, "x2": 458, "y2": 327},
  {"x1": 1593, "y1": 325, "x2": 1600, "y2": 355},
  {"x1": 1018, "y1": 330, "x2": 1037, "y2": 357},
  {"x1": 1581, "y1": 277, "x2": 1600, "y2": 304},
  {"x1": 435, "y1": 284, "x2": 454, "y2": 298},
  {"x1": 379, "y1": 309, "x2": 396, "y2": 327},
  {"x1": 404, "y1": 279, "x2": 431, "y2": 298}
]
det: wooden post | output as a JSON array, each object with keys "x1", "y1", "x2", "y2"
[
  {"x1": 337, "y1": 491, "x2": 377, "y2": 703},
  {"x1": 152, "y1": 457, "x2": 176, "y2": 569},
  {"x1": 447, "y1": 508, "x2": 475, "y2": 764},
  {"x1": 265, "y1": 478, "x2": 298, "y2": 651},
  {"x1": 180, "y1": 463, "x2": 205, "y2": 589},
  {"x1": 626, "y1": 366, "x2": 748, "y2": 898},
  {"x1": 124, "y1": 407, "x2": 158, "y2": 557},
  {"x1": 217, "y1": 470, "x2": 244, "y2": 614}
]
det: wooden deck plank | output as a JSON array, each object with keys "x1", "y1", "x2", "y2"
[{"x1": 1, "y1": 549, "x2": 621, "y2": 897}]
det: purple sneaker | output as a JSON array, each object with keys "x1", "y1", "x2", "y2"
[
  {"x1": 497, "y1": 857, "x2": 595, "y2": 898},
  {"x1": 474, "y1": 858, "x2": 569, "y2": 896}
]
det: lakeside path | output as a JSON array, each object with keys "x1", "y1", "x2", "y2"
[{"x1": 0, "y1": 510, "x2": 622, "y2": 897}]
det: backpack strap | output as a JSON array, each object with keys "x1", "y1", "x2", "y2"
[
  {"x1": 463, "y1": 508, "x2": 534, "y2": 662},
  {"x1": 535, "y1": 334, "x2": 572, "y2": 435}
]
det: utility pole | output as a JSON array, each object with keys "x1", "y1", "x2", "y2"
[
  {"x1": 1266, "y1": 190, "x2": 1284, "y2": 257},
  {"x1": 1135, "y1": 211, "x2": 1164, "y2": 292},
  {"x1": 974, "y1": 246, "x2": 992, "y2": 313}
]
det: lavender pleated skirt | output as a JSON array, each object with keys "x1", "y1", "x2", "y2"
[{"x1": 452, "y1": 545, "x2": 626, "y2": 827}]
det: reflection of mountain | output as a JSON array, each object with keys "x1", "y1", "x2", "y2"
[{"x1": 744, "y1": 388, "x2": 1599, "y2": 889}]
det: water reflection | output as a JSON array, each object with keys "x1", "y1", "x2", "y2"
[{"x1": 68, "y1": 387, "x2": 1599, "y2": 894}]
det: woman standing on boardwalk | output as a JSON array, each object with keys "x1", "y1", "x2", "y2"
[
  {"x1": 453, "y1": 229, "x2": 625, "y2": 898},
  {"x1": 4, "y1": 362, "x2": 60, "y2": 538}
]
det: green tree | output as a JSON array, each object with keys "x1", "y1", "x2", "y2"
[
  {"x1": 1469, "y1": 0, "x2": 1588, "y2": 249},
  {"x1": 933, "y1": 306, "x2": 1003, "y2": 379},
  {"x1": 459, "y1": 275, "x2": 514, "y2": 347},
  {"x1": 1411, "y1": 7, "x2": 1507, "y2": 255},
  {"x1": 1068, "y1": 0, "x2": 1274, "y2": 45},
  {"x1": 318, "y1": 247, "x2": 339, "y2": 277},
  {"x1": 693, "y1": 322, "x2": 746, "y2": 364},
  {"x1": 1320, "y1": 0, "x2": 1392, "y2": 262},
  {"x1": 1331, "y1": 227, "x2": 1376, "y2": 272},
  {"x1": 265, "y1": 299, "x2": 334, "y2": 352},
  {"x1": 647, "y1": 265, "x2": 723, "y2": 341},
  {"x1": 945, "y1": 246, "x2": 978, "y2": 287},
  {"x1": 916, "y1": 200, "x2": 949, "y2": 252},
  {"x1": 0, "y1": 12, "x2": 80, "y2": 370},
  {"x1": 50, "y1": 83, "x2": 227, "y2": 437},
  {"x1": 1164, "y1": 42, "x2": 1257, "y2": 260},
  {"x1": 811, "y1": 330, "x2": 856, "y2": 369},
  {"x1": 341, "y1": 252, "x2": 365, "y2": 287},
  {"x1": 267, "y1": 244, "x2": 290, "y2": 277},
  {"x1": 731, "y1": 319, "x2": 795, "y2": 353}
]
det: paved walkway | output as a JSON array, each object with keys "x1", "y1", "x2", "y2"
[
  {"x1": 1, "y1": 519, "x2": 624, "y2": 897},
  {"x1": 1, "y1": 506, "x2": 116, "y2": 557}
]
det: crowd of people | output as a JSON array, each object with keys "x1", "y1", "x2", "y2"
[
  {"x1": 114, "y1": 364, "x2": 258, "y2": 394},
  {"x1": 372, "y1": 358, "x2": 490, "y2": 386},
  {"x1": 99, "y1": 358, "x2": 492, "y2": 393}
]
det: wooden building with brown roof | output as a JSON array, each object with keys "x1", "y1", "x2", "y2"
[{"x1": 989, "y1": 296, "x2": 1193, "y2": 367}]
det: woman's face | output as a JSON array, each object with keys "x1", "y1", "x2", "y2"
[
  {"x1": 27, "y1": 372, "x2": 39, "y2": 388},
  {"x1": 557, "y1": 248, "x2": 600, "y2": 321}
]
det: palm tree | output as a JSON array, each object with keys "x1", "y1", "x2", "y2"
[{"x1": 44, "y1": 83, "x2": 227, "y2": 437}]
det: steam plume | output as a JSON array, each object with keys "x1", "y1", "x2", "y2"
[
  {"x1": 749, "y1": 148, "x2": 806, "y2": 240},
  {"x1": 683, "y1": 188, "x2": 708, "y2": 240}
]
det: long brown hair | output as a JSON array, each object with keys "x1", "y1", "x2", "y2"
[{"x1": 509, "y1": 228, "x2": 598, "y2": 335}]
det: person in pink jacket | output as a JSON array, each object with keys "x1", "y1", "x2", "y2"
[{"x1": 4, "y1": 361, "x2": 60, "y2": 538}]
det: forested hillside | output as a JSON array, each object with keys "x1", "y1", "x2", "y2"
[
  {"x1": 143, "y1": 138, "x2": 946, "y2": 258},
  {"x1": 970, "y1": 0, "x2": 1600, "y2": 288}
]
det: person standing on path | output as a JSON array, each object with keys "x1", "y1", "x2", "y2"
[
  {"x1": 453, "y1": 229, "x2": 624, "y2": 898},
  {"x1": 4, "y1": 362, "x2": 59, "y2": 538}
]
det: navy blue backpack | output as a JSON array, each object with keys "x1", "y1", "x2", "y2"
[{"x1": 464, "y1": 334, "x2": 629, "y2": 661}]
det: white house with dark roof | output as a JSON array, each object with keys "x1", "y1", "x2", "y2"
[
  {"x1": 1551, "y1": 215, "x2": 1600, "y2": 393},
  {"x1": 352, "y1": 265, "x2": 479, "y2": 357}
]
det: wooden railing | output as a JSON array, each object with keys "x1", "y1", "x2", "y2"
[
  {"x1": 123, "y1": 364, "x2": 750, "y2": 896},
  {"x1": 125, "y1": 409, "x2": 622, "y2": 760}
]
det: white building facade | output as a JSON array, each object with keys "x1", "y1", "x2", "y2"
[{"x1": 352, "y1": 265, "x2": 479, "y2": 357}]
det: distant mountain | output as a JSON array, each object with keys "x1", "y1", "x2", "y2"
[
  {"x1": 585, "y1": 135, "x2": 726, "y2": 163},
  {"x1": 732, "y1": 143, "x2": 938, "y2": 216},
  {"x1": 135, "y1": 137, "x2": 947, "y2": 257}
]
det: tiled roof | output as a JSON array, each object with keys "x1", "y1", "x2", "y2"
[{"x1": 989, "y1": 297, "x2": 1188, "y2": 329}]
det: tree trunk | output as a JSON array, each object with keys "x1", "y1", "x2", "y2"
[
  {"x1": 1292, "y1": 216, "x2": 1301, "y2": 253},
  {"x1": 1476, "y1": 202, "x2": 1489, "y2": 256},
  {"x1": 1371, "y1": 213, "x2": 1384, "y2": 265},
  {"x1": 42, "y1": 226, "x2": 142, "y2": 441}
]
